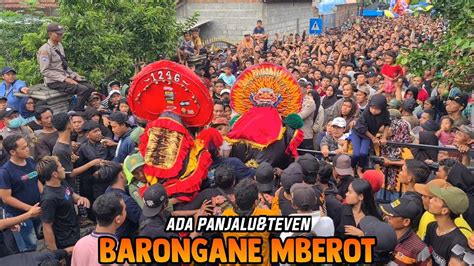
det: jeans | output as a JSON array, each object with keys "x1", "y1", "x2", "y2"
[
  {"x1": 8, "y1": 214, "x2": 40, "y2": 252},
  {"x1": 351, "y1": 133, "x2": 371, "y2": 169}
]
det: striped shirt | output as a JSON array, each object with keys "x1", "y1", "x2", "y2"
[{"x1": 388, "y1": 229, "x2": 431, "y2": 266}]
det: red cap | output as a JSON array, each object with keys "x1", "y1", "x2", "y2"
[{"x1": 362, "y1": 169, "x2": 384, "y2": 193}]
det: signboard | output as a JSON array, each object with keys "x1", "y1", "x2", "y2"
[{"x1": 309, "y1": 18, "x2": 323, "y2": 35}]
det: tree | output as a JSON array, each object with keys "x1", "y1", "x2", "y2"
[
  {"x1": 401, "y1": 0, "x2": 474, "y2": 91},
  {"x1": 0, "y1": 0, "x2": 198, "y2": 87},
  {"x1": 58, "y1": 0, "x2": 198, "y2": 87}
]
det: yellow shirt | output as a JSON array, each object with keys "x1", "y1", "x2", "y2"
[
  {"x1": 221, "y1": 199, "x2": 280, "y2": 266},
  {"x1": 417, "y1": 211, "x2": 473, "y2": 240}
]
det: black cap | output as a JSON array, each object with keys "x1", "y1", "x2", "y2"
[
  {"x1": 47, "y1": 23, "x2": 64, "y2": 34},
  {"x1": 367, "y1": 71, "x2": 377, "y2": 78},
  {"x1": 108, "y1": 111, "x2": 129, "y2": 125},
  {"x1": 290, "y1": 183, "x2": 317, "y2": 211},
  {"x1": 255, "y1": 162, "x2": 275, "y2": 193},
  {"x1": 0, "y1": 96, "x2": 7, "y2": 101},
  {"x1": 359, "y1": 216, "x2": 397, "y2": 253},
  {"x1": 296, "y1": 154, "x2": 319, "y2": 177},
  {"x1": 0, "y1": 107, "x2": 18, "y2": 120},
  {"x1": 354, "y1": 72, "x2": 366, "y2": 79},
  {"x1": 421, "y1": 120, "x2": 440, "y2": 132},
  {"x1": 142, "y1": 183, "x2": 168, "y2": 218},
  {"x1": 449, "y1": 92, "x2": 469, "y2": 110},
  {"x1": 380, "y1": 198, "x2": 420, "y2": 221},
  {"x1": 81, "y1": 120, "x2": 100, "y2": 132},
  {"x1": 281, "y1": 162, "x2": 304, "y2": 192}
]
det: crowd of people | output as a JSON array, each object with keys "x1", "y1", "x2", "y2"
[{"x1": 0, "y1": 13, "x2": 472, "y2": 266}]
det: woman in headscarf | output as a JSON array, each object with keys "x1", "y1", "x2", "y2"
[
  {"x1": 322, "y1": 85, "x2": 338, "y2": 126},
  {"x1": 412, "y1": 131, "x2": 439, "y2": 162},
  {"x1": 338, "y1": 98, "x2": 359, "y2": 133}
]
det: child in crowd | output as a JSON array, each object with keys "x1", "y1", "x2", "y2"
[
  {"x1": 218, "y1": 63, "x2": 236, "y2": 87},
  {"x1": 436, "y1": 116, "x2": 455, "y2": 146},
  {"x1": 381, "y1": 50, "x2": 404, "y2": 94},
  {"x1": 351, "y1": 94, "x2": 391, "y2": 170}
]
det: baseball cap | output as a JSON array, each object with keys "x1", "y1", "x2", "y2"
[
  {"x1": 297, "y1": 78, "x2": 308, "y2": 87},
  {"x1": 108, "y1": 90, "x2": 121, "y2": 97},
  {"x1": 354, "y1": 72, "x2": 366, "y2": 79},
  {"x1": 414, "y1": 178, "x2": 452, "y2": 197},
  {"x1": 1, "y1": 67, "x2": 16, "y2": 75},
  {"x1": 380, "y1": 198, "x2": 420, "y2": 220},
  {"x1": 296, "y1": 153, "x2": 319, "y2": 177},
  {"x1": 142, "y1": 183, "x2": 168, "y2": 218},
  {"x1": 211, "y1": 117, "x2": 229, "y2": 128},
  {"x1": 290, "y1": 183, "x2": 317, "y2": 211},
  {"x1": 362, "y1": 170, "x2": 384, "y2": 193},
  {"x1": 108, "y1": 111, "x2": 129, "y2": 125},
  {"x1": 130, "y1": 126, "x2": 145, "y2": 145},
  {"x1": 454, "y1": 125, "x2": 474, "y2": 139},
  {"x1": 389, "y1": 109, "x2": 401, "y2": 118},
  {"x1": 124, "y1": 153, "x2": 145, "y2": 174},
  {"x1": 47, "y1": 23, "x2": 64, "y2": 34},
  {"x1": 0, "y1": 107, "x2": 18, "y2": 120},
  {"x1": 331, "y1": 117, "x2": 346, "y2": 128},
  {"x1": 360, "y1": 216, "x2": 397, "y2": 253},
  {"x1": 0, "y1": 96, "x2": 7, "y2": 101},
  {"x1": 448, "y1": 92, "x2": 468, "y2": 110},
  {"x1": 388, "y1": 99, "x2": 402, "y2": 110},
  {"x1": 81, "y1": 120, "x2": 100, "y2": 132},
  {"x1": 421, "y1": 120, "x2": 440, "y2": 132},
  {"x1": 367, "y1": 71, "x2": 377, "y2": 78},
  {"x1": 220, "y1": 89, "x2": 231, "y2": 95},
  {"x1": 357, "y1": 85, "x2": 370, "y2": 95},
  {"x1": 281, "y1": 162, "x2": 304, "y2": 192},
  {"x1": 428, "y1": 183, "x2": 469, "y2": 215},
  {"x1": 255, "y1": 162, "x2": 275, "y2": 192},
  {"x1": 333, "y1": 154, "x2": 354, "y2": 176}
]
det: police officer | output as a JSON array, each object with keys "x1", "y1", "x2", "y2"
[{"x1": 37, "y1": 23, "x2": 94, "y2": 112}]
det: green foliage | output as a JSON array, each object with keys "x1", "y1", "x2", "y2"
[
  {"x1": 0, "y1": 1, "x2": 198, "y2": 86},
  {"x1": 401, "y1": 0, "x2": 474, "y2": 91},
  {"x1": 0, "y1": 11, "x2": 51, "y2": 85}
]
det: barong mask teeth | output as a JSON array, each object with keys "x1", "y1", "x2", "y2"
[{"x1": 230, "y1": 63, "x2": 303, "y2": 117}]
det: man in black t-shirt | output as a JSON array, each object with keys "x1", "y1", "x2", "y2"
[
  {"x1": 37, "y1": 156, "x2": 90, "y2": 250},
  {"x1": 424, "y1": 184, "x2": 470, "y2": 265}
]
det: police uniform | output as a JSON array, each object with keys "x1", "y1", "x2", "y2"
[{"x1": 37, "y1": 23, "x2": 93, "y2": 112}]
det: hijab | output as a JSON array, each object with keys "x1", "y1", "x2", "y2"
[
  {"x1": 322, "y1": 88, "x2": 338, "y2": 109},
  {"x1": 339, "y1": 98, "x2": 359, "y2": 132},
  {"x1": 19, "y1": 97, "x2": 36, "y2": 119},
  {"x1": 412, "y1": 131, "x2": 439, "y2": 162}
]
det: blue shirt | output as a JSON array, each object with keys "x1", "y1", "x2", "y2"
[
  {"x1": 0, "y1": 79, "x2": 27, "y2": 111},
  {"x1": 0, "y1": 158, "x2": 40, "y2": 216},
  {"x1": 218, "y1": 73, "x2": 236, "y2": 87},
  {"x1": 113, "y1": 129, "x2": 136, "y2": 164}
]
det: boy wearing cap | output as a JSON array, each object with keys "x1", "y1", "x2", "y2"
[
  {"x1": 453, "y1": 124, "x2": 474, "y2": 166},
  {"x1": 320, "y1": 117, "x2": 348, "y2": 158},
  {"x1": 332, "y1": 154, "x2": 355, "y2": 200},
  {"x1": 274, "y1": 162, "x2": 304, "y2": 216},
  {"x1": 279, "y1": 183, "x2": 334, "y2": 243},
  {"x1": 254, "y1": 162, "x2": 277, "y2": 209},
  {"x1": 123, "y1": 153, "x2": 146, "y2": 208},
  {"x1": 414, "y1": 179, "x2": 472, "y2": 241},
  {"x1": 424, "y1": 183, "x2": 470, "y2": 265},
  {"x1": 38, "y1": 23, "x2": 94, "y2": 112},
  {"x1": 446, "y1": 93, "x2": 470, "y2": 127},
  {"x1": 381, "y1": 198, "x2": 432, "y2": 266},
  {"x1": 0, "y1": 67, "x2": 29, "y2": 111}
]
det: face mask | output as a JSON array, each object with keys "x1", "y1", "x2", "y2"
[{"x1": 8, "y1": 117, "x2": 23, "y2": 129}]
